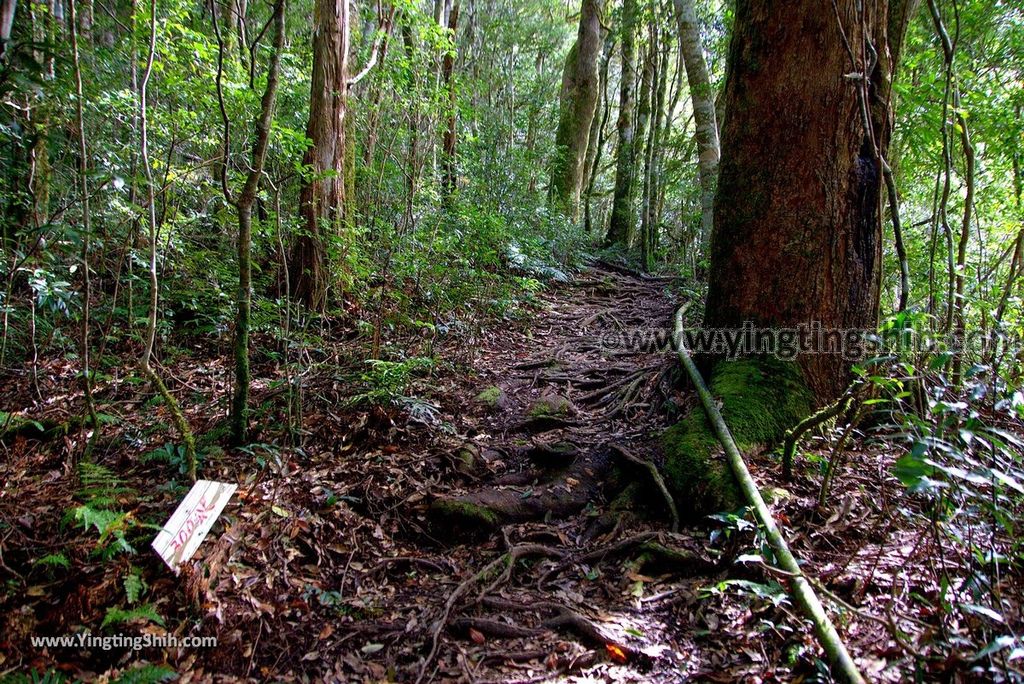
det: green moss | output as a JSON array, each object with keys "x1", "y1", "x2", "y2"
[
  {"x1": 527, "y1": 395, "x2": 573, "y2": 418},
  {"x1": 475, "y1": 386, "x2": 503, "y2": 407},
  {"x1": 430, "y1": 499, "x2": 500, "y2": 527},
  {"x1": 662, "y1": 358, "x2": 813, "y2": 517},
  {"x1": 610, "y1": 480, "x2": 644, "y2": 513}
]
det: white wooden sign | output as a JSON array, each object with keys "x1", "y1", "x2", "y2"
[{"x1": 152, "y1": 480, "x2": 237, "y2": 573}]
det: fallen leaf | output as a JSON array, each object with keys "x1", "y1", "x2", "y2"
[{"x1": 606, "y1": 643, "x2": 628, "y2": 664}]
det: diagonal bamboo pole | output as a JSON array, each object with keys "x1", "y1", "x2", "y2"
[{"x1": 673, "y1": 304, "x2": 866, "y2": 684}]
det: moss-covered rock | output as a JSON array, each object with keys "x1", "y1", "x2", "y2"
[
  {"x1": 475, "y1": 386, "x2": 506, "y2": 409},
  {"x1": 662, "y1": 358, "x2": 814, "y2": 518},
  {"x1": 527, "y1": 394, "x2": 575, "y2": 419},
  {"x1": 454, "y1": 444, "x2": 480, "y2": 475}
]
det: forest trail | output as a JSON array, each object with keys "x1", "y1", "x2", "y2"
[
  {"x1": 394, "y1": 264, "x2": 711, "y2": 682},
  {"x1": 430, "y1": 265, "x2": 682, "y2": 526}
]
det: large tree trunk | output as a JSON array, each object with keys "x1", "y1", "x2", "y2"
[
  {"x1": 671, "y1": 0, "x2": 718, "y2": 247},
  {"x1": 703, "y1": 0, "x2": 918, "y2": 401},
  {"x1": 664, "y1": 0, "x2": 919, "y2": 515},
  {"x1": 548, "y1": 0, "x2": 601, "y2": 220},
  {"x1": 290, "y1": 0, "x2": 350, "y2": 311},
  {"x1": 604, "y1": 0, "x2": 637, "y2": 247}
]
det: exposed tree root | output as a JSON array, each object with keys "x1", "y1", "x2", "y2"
[
  {"x1": 609, "y1": 443, "x2": 679, "y2": 531},
  {"x1": 417, "y1": 543, "x2": 569, "y2": 682},
  {"x1": 431, "y1": 451, "x2": 611, "y2": 528},
  {"x1": 451, "y1": 616, "x2": 539, "y2": 640}
]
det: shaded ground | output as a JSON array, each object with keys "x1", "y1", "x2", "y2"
[{"x1": 0, "y1": 266, "x2": 1010, "y2": 682}]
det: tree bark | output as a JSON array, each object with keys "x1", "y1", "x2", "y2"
[
  {"x1": 441, "y1": 0, "x2": 460, "y2": 198},
  {"x1": 548, "y1": 0, "x2": 601, "y2": 220},
  {"x1": 213, "y1": 0, "x2": 287, "y2": 443},
  {"x1": 0, "y1": 0, "x2": 15, "y2": 59},
  {"x1": 671, "y1": 0, "x2": 718, "y2": 247},
  {"x1": 582, "y1": 31, "x2": 614, "y2": 235},
  {"x1": 703, "y1": 0, "x2": 919, "y2": 402},
  {"x1": 641, "y1": 23, "x2": 668, "y2": 271},
  {"x1": 290, "y1": 0, "x2": 350, "y2": 311},
  {"x1": 604, "y1": 0, "x2": 638, "y2": 246}
]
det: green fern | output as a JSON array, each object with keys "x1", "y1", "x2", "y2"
[
  {"x1": 33, "y1": 553, "x2": 70, "y2": 571},
  {"x1": 71, "y1": 505, "x2": 135, "y2": 557},
  {"x1": 101, "y1": 603, "x2": 165, "y2": 629},
  {"x1": 123, "y1": 569, "x2": 146, "y2": 604},
  {"x1": 78, "y1": 461, "x2": 134, "y2": 508},
  {"x1": 0, "y1": 670, "x2": 71, "y2": 684},
  {"x1": 67, "y1": 462, "x2": 139, "y2": 558}
]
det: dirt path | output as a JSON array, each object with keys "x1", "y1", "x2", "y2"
[
  {"x1": 0, "y1": 264, "x2": 985, "y2": 683},
  {"x1": 429, "y1": 266, "x2": 684, "y2": 528},
  {"x1": 382, "y1": 266, "x2": 717, "y2": 682}
]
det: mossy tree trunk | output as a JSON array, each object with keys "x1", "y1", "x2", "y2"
[
  {"x1": 663, "y1": 358, "x2": 814, "y2": 514},
  {"x1": 640, "y1": 23, "x2": 668, "y2": 271},
  {"x1": 548, "y1": 0, "x2": 602, "y2": 220},
  {"x1": 441, "y1": 0, "x2": 460, "y2": 198},
  {"x1": 664, "y1": 0, "x2": 919, "y2": 513},
  {"x1": 213, "y1": 0, "x2": 287, "y2": 444},
  {"x1": 582, "y1": 31, "x2": 615, "y2": 235},
  {"x1": 604, "y1": 0, "x2": 637, "y2": 247}
]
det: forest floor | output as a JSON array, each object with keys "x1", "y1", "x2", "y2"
[{"x1": 0, "y1": 266, "x2": 978, "y2": 682}]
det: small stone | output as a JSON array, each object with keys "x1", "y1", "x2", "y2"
[{"x1": 475, "y1": 386, "x2": 507, "y2": 409}]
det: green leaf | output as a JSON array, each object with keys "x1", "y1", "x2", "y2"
[
  {"x1": 102, "y1": 604, "x2": 165, "y2": 629},
  {"x1": 124, "y1": 571, "x2": 146, "y2": 604}
]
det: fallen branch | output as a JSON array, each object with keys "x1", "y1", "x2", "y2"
[{"x1": 673, "y1": 304, "x2": 866, "y2": 684}]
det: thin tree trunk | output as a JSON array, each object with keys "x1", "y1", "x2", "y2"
[
  {"x1": 986, "y1": 113, "x2": 1022, "y2": 370},
  {"x1": 885, "y1": 165, "x2": 910, "y2": 312},
  {"x1": 641, "y1": 22, "x2": 668, "y2": 271},
  {"x1": 672, "y1": 0, "x2": 719, "y2": 247},
  {"x1": 214, "y1": 0, "x2": 287, "y2": 443},
  {"x1": 927, "y1": 0, "x2": 973, "y2": 386},
  {"x1": 69, "y1": 0, "x2": 100, "y2": 456},
  {"x1": 548, "y1": 0, "x2": 602, "y2": 219},
  {"x1": 441, "y1": 0, "x2": 460, "y2": 197},
  {"x1": 605, "y1": 0, "x2": 638, "y2": 247},
  {"x1": 136, "y1": 0, "x2": 196, "y2": 477}
]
